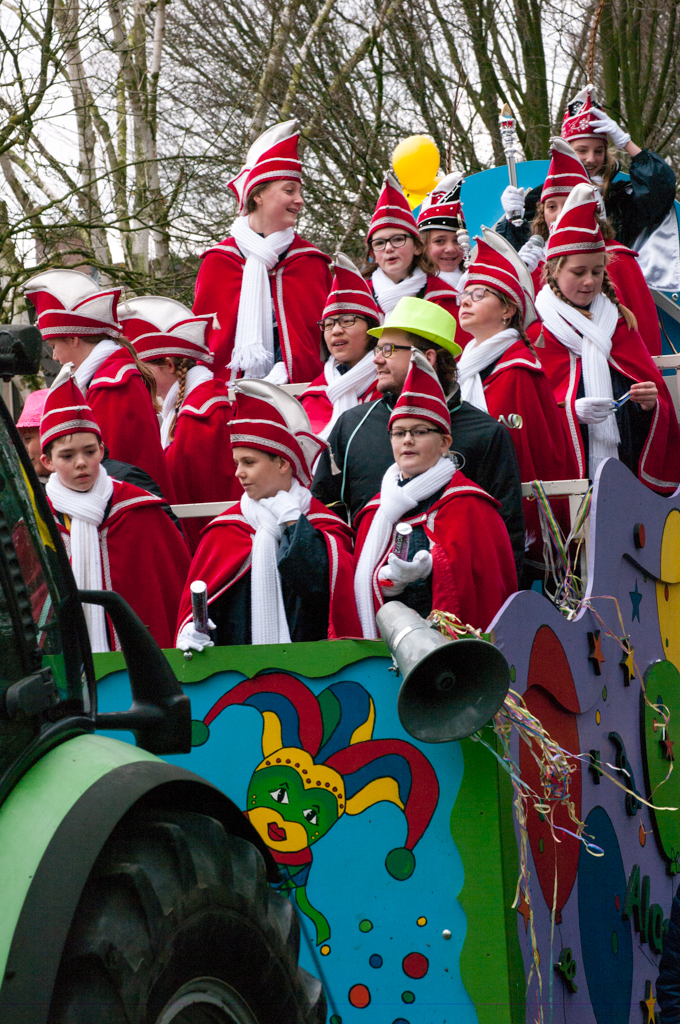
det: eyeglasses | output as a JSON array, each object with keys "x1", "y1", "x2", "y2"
[
  {"x1": 456, "y1": 287, "x2": 493, "y2": 306},
  {"x1": 373, "y1": 343, "x2": 412, "y2": 358},
  {"x1": 317, "y1": 314, "x2": 366, "y2": 331},
  {"x1": 371, "y1": 234, "x2": 410, "y2": 251},
  {"x1": 388, "y1": 427, "x2": 442, "y2": 439}
]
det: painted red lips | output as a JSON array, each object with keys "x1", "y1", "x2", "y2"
[{"x1": 267, "y1": 821, "x2": 287, "y2": 842}]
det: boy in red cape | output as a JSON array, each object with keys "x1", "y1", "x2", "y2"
[
  {"x1": 193, "y1": 120, "x2": 331, "y2": 384},
  {"x1": 25, "y1": 268, "x2": 175, "y2": 502},
  {"x1": 176, "y1": 380, "x2": 361, "y2": 650},
  {"x1": 353, "y1": 349, "x2": 516, "y2": 637},
  {"x1": 40, "y1": 365, "x2": 190, "y2": 651}
]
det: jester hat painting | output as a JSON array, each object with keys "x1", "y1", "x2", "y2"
[{"x1": 196, "y1": 674, "x2": 439, "y2": 944}]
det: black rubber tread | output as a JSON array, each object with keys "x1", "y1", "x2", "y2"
[{"x1": 48, "y1": 809, "x2": 326, "y2": 1024}]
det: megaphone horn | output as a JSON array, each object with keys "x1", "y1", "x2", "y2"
[{"x1": 376, "y1": 602, "x2": 510, "y2": 743}]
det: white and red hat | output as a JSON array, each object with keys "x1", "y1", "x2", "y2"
[
  {"x1": 541, "y1": 138, "x2": 590, "y2": 202},
  {"x1": 228, "y1": 120, "x2": 302, "y2": 216},
  {"x1": 119, "y1": 295, "x2": 214, "y2": 365},
  {"x1": 388, "y1": 349, "x2": 451, "y2": 433},
  {"x1": 416, "y1": 172, "x2": 465, "y2": 231},
  {"x1": 39, "y1": 363, "x2": 101, "y2": 452},
  {"x1": 561, "y1": 85, "x2": 603, "y2": 143},
  {"x1": 322, "y1": 253, "x2": 382, "y2": 324},
  {"x1": 229, "y1": 380, "x2": 326, "y2": 488},
  {"x1": 545, "y1": 182, "x2": 605, "y2": 260},
  {"x1": 367, "y1": 172, "x2": 419, "y2": 243},
  {"x1": 24, "y1": 269, "x2": 122, "y2": 340},
  {"x1": 466, "y1": 227, "x2": 537, "y2": 328}
]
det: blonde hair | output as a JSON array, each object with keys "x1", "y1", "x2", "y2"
[
  {"x1": 543, "y1": 256, "x2": 637, "y2": 331},
  {"x1": 531, "y1": 204, "x2": 615, "y2": 242}
]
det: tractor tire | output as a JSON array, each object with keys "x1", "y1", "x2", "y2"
[{"x1": 48, "y1": 808, "x2": 326, "y2": 1024}]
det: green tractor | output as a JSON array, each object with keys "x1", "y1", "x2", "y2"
[{"x1": 0, "y1": 326, "x2": 325, "y2": 1023}]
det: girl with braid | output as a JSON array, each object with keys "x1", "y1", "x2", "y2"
[
  {"x1": 24, "y1": 269, "x2": 176, "y2": 502},
  {"x1": 121, "y1": 296, "x2": 241, "y2": 551},
  {"x1": 532, "y1": 184, "x2": 680, "y2": 493}
]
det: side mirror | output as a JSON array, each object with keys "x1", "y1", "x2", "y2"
[{"x1": 79, "y1": 589, "x2": 191, "y2": 754}]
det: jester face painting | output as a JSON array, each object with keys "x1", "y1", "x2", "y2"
[{"x1": 195, "y1": 673, "x2": 439, "y2": 944}]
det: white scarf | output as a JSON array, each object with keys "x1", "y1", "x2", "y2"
[
  {"x1": 354, "y1": 458, "x2": 455, "y2": 638},
  {"x1": 320, "y1": 352, "x2": 377, "y2": 440},
  {"x1": 160, "y1": 363, "x2": 213, "y2": 448},
  {"x1": 47, "y1": 465, "x2": 114, "y2": 652},
  {"x1": 456, "y1": 329, "x2": 520, "y2": 412},
  {"x1": 535, "y1": 286, "x2": 620, "y2": 476},
  {"x1": 229, "y1": 216, "x2": 295, "y2": 378},
  {"x1": 240, "y1": 478, "x2": 312, "y2": 645},
  {"x1": 74, "y1": 339, "x2": 120, "y2": 392},
  {"x1": 371, "y1": 266, "x2": 428, "y2": 314},
  {"x1": 438, "y1": 267, "x2": 464, "y2": 290}
]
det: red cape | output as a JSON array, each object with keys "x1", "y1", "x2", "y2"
[
  {"x1": 354, "y1": 473, "x2": 517, "y2": 631},
  {"x1": 86, "y1": 348, "x2": 176, "y2": 502},
  {"x1": 176, "y1": 496, "x2": 362, "y2": 640},
  {"x1": 49, "y1": 478, "x2": 190, "y2": 649},
  {"x1": 193, "y1": 234, "x2": 332, "y2": 383},
  {"x1": 165, "y1": 379, "x2": 242, "y2": 551},
  {"x1": 530, "y1": 316, "x2": 680, "y2": 493},
  {"x1": 481, "y1": 339, "x2": 580, "y2": 560},
  {"x1": 300, "y1": 370, "x2": 380, "y2": 435}
]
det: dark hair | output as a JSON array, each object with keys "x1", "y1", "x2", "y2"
[
  {"x1": 244, "y1": 181, "x2": 273, "y2": 215},
  {"x1": 407, "y1": 333, "x2": 458, "y2": 392},
  {"x1": 42, "y1": 431, "x2": 101, "y2": 460},
  {"x1": 320, "y1": 315, "x2": 379, "y2": 362},
  {"x1": 360, "y1": 237, "x2": 439, "y2": 279}
]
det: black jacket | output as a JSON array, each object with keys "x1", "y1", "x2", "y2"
[
  {"x1": 102, "y1": 448, "x2": 182, "y2": 532},
  {"x1": 495, "y1": 148, "x2": 677, "y2": 251},
  {"x1": 311, "y1": 385, "x2": 525, "y2": 582}
]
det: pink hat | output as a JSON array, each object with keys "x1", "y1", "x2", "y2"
[
  {"x1": 228, "y1": 121, "x2": 302, "y2": 216},
  {"x1": 541, "y1": 138, "x2": 590, "y2": 202},
  {"x1": 388, "y1": 349, "x2": 451, "y2": 433},
  {"x1": 545, "y1": 183, "x2": 605, "y2": 260},
  {"x1": 367, "y1": 172, "x2": 419, "y2": 243},
  {"x1": 17, "y1": 389, "x2": 48, "y2": 429},
  {"x1": 322, "y1": 253, "x2": 382, "y2": 324},
  {"x1": 40, "y1": 365, "x2": 100, "y2": 452},
  {"x1": 561, "y1": 85, "x2": 602, "y2": 143}
]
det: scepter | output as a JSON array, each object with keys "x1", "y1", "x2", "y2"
[{"x1": 499, "y1": 103, "x2": 525, "y2": 226}]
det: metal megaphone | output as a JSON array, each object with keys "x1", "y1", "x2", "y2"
[{"x1": 376, "y1": 602, "x2": 511, "y2": 743}]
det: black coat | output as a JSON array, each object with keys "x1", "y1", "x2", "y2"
[
  {"x1": 495, "y1": 149, "x2": 677, "y2": 251},
  {"x1": 311, "y1": 385, "x2": 525, "y2": 582}
]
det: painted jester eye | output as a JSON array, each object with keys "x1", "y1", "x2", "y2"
[
  {"x1": 302, "y1": 808, "x2": 318, "y2": 825},
  {"x1": 270, "y1": 787, "x2": 289, "y2": 804}
]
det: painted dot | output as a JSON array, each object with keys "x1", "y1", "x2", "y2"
[
  {"x1": 333, "y1": 786, "x2": 337, "y2": 792},
  {"x1": 596, "y1": 710, "x2": 601, "y2": 725},
  {"x1": 639, "y1": 823, "x2": 647, "y2": 847},
  {"x1": 325, "y1": 782, "x2": 330, "y2": 787},
  {"x1": 266, "y1": 760, "x2": 271, "y2": 765},
  {"x1": 302, "y1": 769, "x2": 308, "y2": 774},
  {"x1": 611, "y1": 930, "x2": 618, "y2": 955},
  {"x1": 417, "y1": 916, "x2": 427, "y2": 927},
  {"x1": 510, "y1": 665, "x2": 516, "y2": 682},
  {"x1": 295, "y1": 762, "x2": 300, "y2": 767},
  {"x1": 369, "y1": 954, "x2": 383, "y2": 968},
  {"x1": 320, "y1": 945, "x2": 331, "y2": 956},
  {"x1": 615, "y1": 894, "x2": 620, "y2": 911},
  {"x1": 286, "y1": 758, "x2": 291, "y2": 763},
  {"x1": 402, "y1": 952, "x2": 429, "y2": 979},
  {"x1": 316, "y1": 780, "x2": 322, "y2": 786},
  {"x1": 276, "y1": 758, "x2": 281, "y2": 763},
  {"x1": 348, "y1": 984, "x2": 371, "y2": 1009},
  {"x1": 402, "y1": 991, "x2": 416, "y2": 1003},
  {"x1": 305, "y1": 779, "x2": 311, "y2": 785},
  {"x1": 330, "y1": 1017, "x2": 342, "y2": 1024},
  {"x1": 359, "y1": 919, "x2": 373, "y2": 932},
  {"x1": 539, "y1": 838, "x2": 544, "y2": 854},
  {"x1": 602, "y1": 686, "x2": 607, "y2": 701}
]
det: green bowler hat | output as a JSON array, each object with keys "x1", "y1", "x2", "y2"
[{"x1": 368, "y1": 295, "x2": 462, "y2": 358}]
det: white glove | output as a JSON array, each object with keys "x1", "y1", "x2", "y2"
[
  {"x1": 259, "y1": 489, "x2": 303, "y2": 525},
  {"x1": 575, "y1": 397, "x2": 616, "y2": 424},
  {"x1": 378, "y1": 550, "x2": 433, "y2": 596},
  {"x1": 590, "y1": 112, "x2": 631, "y2": 150},
  {"x1": 500, "y1": 185, "x2": 528, "y2": 221},
  {"x1": 263, "y1": 361, "x2": 289, "y2": 385},
  {"x1": 518, "y1": 239, "x2": 545, "y2": 271},
  {"x1": 177, "y1": 620, "x2": 216, "y2": 652}
]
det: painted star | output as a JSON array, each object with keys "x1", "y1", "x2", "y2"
[
  {"x1": 588, "y1": 630, "x2": 606, "y2": 674},
  {"x1": 516, "y1": 889, "x2": 531, "y2": 933},
  {"x1": 662, "y1": 738, "x2": 675, "y2": 761},
  {"x1": 641, "y1": 979, "x2": 657, "y2": 1024},
  {"x1": 630, "y1": 580, "x2": 642, "y2": 623},
  {"x1": 620, "y1": 646, "x2": 636, "y2": 686}
]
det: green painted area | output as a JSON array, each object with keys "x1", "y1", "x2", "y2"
[
  {"x1": 0, "y1": 733, "x2": 160, "y2": 979},
  {"x1": 641, "y1": 660, "x2": 680, "y2": 867},
  {"x1": 359, "y1": 919, "x2": 373, "y2": 932},
  {"x1": 452, "y1": 733, "x2": 525, "y2": 1024},
  {"x1": 94, "y1": 639, "x2": 389, "y2": 684}
]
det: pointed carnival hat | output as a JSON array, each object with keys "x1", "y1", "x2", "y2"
[
  {"x1": 227, "y1": 120, "x2": 302, "y2": 215},
  {"x1": 322, "y1": 253, "x2": 383, "y2": 324},
  {"x1": 416, "y1": 172, "x2": 465, "y2": 231},
  {"x1": 388, "y1": 349, "x2": 451, "y2": 433},
  {"x1": 541, "y1": 138, "x2": 590, "y2": 201},
  {"x1": 561, "y1": 84, "x2": 603, "y2": 143},
  {"x1": 545, "y1": 182, "x2": 605, "y2": 260},
  {"x1": 24, "y1": 269, "x2": 122, "y2": 340},
  {"x1": 367, "y1": 171, "x2": 419, "y2": 243},
  {"x1": 466, "y1": 227, "x2": 538, "y2": 328},
  {"x1": 229, "y1": 379, "x2": 326, "y2": 487},
  {"x1": 39, "y1": 363, "x2": 101, "y2": 452},
  {"x1": 368, "y1": 296, "x2": 461, "y2": 357},
  {"x1": 119, "y1": 295, "x2": 214, "y2": 365}
]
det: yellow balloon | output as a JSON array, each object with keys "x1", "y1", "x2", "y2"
[
  {"x1": 392, "y1": 136, "x2": 440, "y2": 193},
  {"x1": 404, "y1": 189, "x2": 427, "y2": 211}
]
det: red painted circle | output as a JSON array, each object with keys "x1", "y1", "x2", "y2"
[
  {"x1": 348, "y1": 984, "x2": 371, "y2": 1008},
  {"x1": 402, "y1": 952, "x2": 429, "y2": 979}
]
